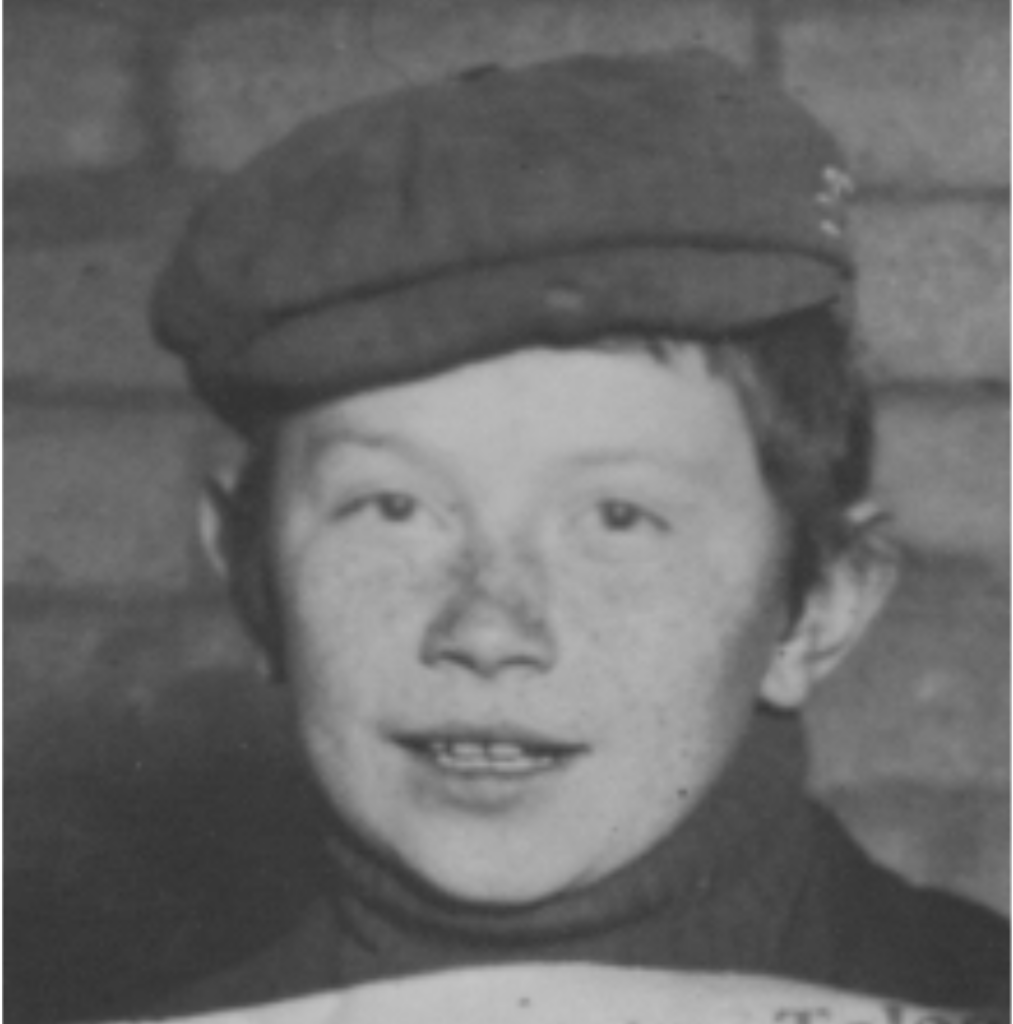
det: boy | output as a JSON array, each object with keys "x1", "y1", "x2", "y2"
[{"x1": 145, "y1": 49, "x2": 1007, "y2": 1017}]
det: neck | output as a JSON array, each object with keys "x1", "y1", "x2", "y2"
[{"x1": 309, "y1": 711, "x2": 816, "y2": 985}]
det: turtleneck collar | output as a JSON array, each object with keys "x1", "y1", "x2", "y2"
[{"x1": 309, "y1": 711, "x2": 817, "y2": 984}]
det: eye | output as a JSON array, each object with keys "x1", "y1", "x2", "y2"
[
  {"x1": 596, "y1": 499, "x2": 667, "y2": 534},
  {"x1": 341, "y1": 491, "x2": 420, "y2": 523},
  {"x1": 375, "y1": 492, "x2": 419, "y2": 521}
]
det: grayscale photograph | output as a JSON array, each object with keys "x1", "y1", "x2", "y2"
[{"x1": 6, "y1": 2, "x2": 1009, "y2": 1022}]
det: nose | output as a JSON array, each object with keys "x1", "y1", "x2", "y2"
[{"x1": 421, "y1": 544, "x2": 557, "y2": 680}]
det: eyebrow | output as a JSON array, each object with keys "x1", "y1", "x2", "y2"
[
  {"x1": 565, "y1": 450, "x2": 680, "y2": 469},
  {"x1": 296, "y1": 421, "x2": 717, "y2": 491},
  {"x1": 554, "y1": 440, "x2": 722, "y2": 479},
  {"x1": 300, "y1": 425, "x2": 417, "y2": 462},
  {"x1": 296, "y1": 427, "x2": 446, "y2": 487}
]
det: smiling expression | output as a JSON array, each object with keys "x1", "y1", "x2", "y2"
[{"x1": 265, "y1": 344, "x2": 792, "y2": 905}]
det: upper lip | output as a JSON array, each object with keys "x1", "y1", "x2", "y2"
[{"x1": 390, "y1": 723, "x2": 587, "y2": 755}]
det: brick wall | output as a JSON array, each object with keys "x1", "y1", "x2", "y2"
[{"x1": 6, "y1": 0, "x2": 1009, "y2": 1017}]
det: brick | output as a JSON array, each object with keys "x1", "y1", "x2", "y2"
[
  {"x1": 174, "y1": 0, "x2": 751, "y2": 169},
  {"x1": 7, "y1": 609, "x2": 304, "y2": 1016},
  {"x1": 781, "y1": 0, "x2": 1009, "y2": 187},
  {"x1": 6, "y1": 170, "x2": 209, "y2": 247},
  {"x1": 856, "y1": 201, "x2": 1010, "y2": 383},
  {"x1": 6, "y1": 600, "x2": 288, "y2": 821},
  {"x1": 378, "y1": 0, "x2": 752, "y2": 85},
  {"x1": 5, "y1": 599, "x2": 297, "y2": 829},
  {"x1": 6, "y1": 239, "x2": 188, "y2": 393},
  {"x1": 5, "y1": 612, "x2": 111, "y2": 719},
  {"x1": 808, "y1": 555, "x2": 1008, "y2": 791},
  {"x1": 5, "y1": 409, "x2": 198, "y2": 591},
  {"x1": 874, "y1": 392, "x2": 1009, "y2": 559},
  {"x1": 5, "y1": 602, "x2": 258, "y2": 719},
  {"x1": 5, "y1": 10, "x2": 142, "y2": 174},
  {"x1": 824, "y1": 784, "x2": 1009, "y2": 915}
]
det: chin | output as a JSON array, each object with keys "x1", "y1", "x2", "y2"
[
  {"x1": 433, "y1": 878, "x2": 569, "y2": 909},
  {"x1": 404, "y1": 848, "x2": 581, "y2": 909}
]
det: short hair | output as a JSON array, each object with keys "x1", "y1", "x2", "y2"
[
  {"x1": 222, "y1": 303, "x2": 874, "y2": 637},
  {"x1": 705, "y1": 302, "x2": 875, "y2": 613}
]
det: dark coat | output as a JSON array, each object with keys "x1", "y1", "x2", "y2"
[{"x1": 138, "y1": 806, "x2": 1008, "y2": 1020}]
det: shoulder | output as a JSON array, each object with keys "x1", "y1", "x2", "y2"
[{"x1": 812, "y1": 807, "x2": 1009, "y2": 1012}]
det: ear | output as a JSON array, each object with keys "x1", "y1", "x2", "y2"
[
  {"x1": 197, "y1": 468, "x2": 242, "y2": 584},
  {"x1": 760, "y1": 503, "x2": 898, "y2": 711},
  {"x1": 197, "y1": 465, "x2": 280, "y2": 676}
]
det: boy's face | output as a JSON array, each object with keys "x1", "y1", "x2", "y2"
[{"x1": 267, "y1": 344, "x2": 792, "y2": 905}]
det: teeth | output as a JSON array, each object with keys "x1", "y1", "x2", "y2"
[
  {"x1": 488, "y1": 741, "x2": 525, "y2": 760},
  {"x1": 423, "y1": 739, "x2": 559, "y2": 773},
  {"x1": 442, "y1": 741, "x2": 485, "y2": 761}
]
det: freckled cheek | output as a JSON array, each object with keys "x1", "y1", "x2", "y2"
[
  {"x1": 551, "y1": 554, "x2": 774, "y2": 722},
  {"x1": 280, "y1": 545, "x2": 442, "y2": 698},
  {"x1": 552, "y1": 562, "x2": 763, "y2": 811},
  {"x1": 554, "y1": 555, "x2": 724, "y2": 658}
]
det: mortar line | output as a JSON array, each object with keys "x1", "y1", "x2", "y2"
[
  {"x1": 5, "y1": 385, "x2": 199, "y2": 414},
  {"x1": 5, "y1": 587, "x2": 230, "y2": 616},
  {"x1": 752, "y1": 0, "x2": 784, "y2": 82}
]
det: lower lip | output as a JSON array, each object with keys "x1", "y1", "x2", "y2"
[{"x1": 399, "y1": 743, "x2": 580, "y2": 810}]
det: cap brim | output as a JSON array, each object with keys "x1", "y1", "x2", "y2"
[{"x1": 197, "y1": 246, "x2": 847, "y2": 429}]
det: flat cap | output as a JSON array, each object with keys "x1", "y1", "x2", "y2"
[{"x1": 151, "y1": 48, "x2": 856, "y2": 432}]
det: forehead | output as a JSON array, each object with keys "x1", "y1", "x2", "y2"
[{"x1": 275, "y1": 341, "x2": 758, "y2": 482}]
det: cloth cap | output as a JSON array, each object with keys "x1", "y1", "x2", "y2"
[{"x1": 151, "y1": 48, "x2": 856, "y2": 432}]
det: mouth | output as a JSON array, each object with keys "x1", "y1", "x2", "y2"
[{"x1": 394, "y1": 728, "x2": 587, "y2": 777}]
